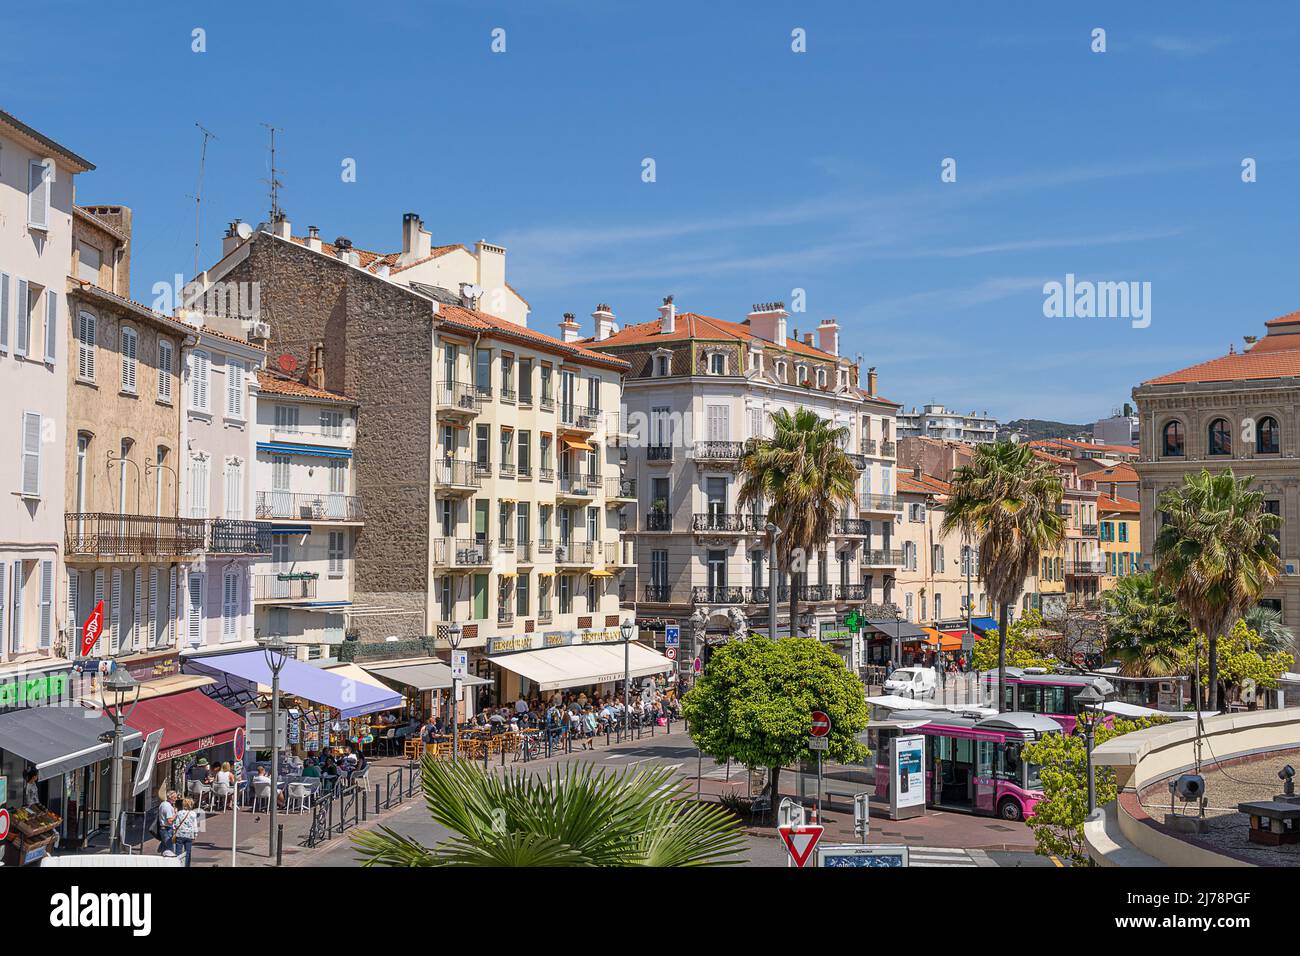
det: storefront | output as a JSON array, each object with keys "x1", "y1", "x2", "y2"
[
  {"x1": 361, "y1": 659, "x2": 492, "y2": 734},
  {"x1": 109, "y1": 690, "x2": 246, "y2": 800},
  {"x1": 486, "y1": 628, "x2": 675, "y2": 703},
  {"x1": 863, "y1": 619, "x2": 932, "y2": 666}
]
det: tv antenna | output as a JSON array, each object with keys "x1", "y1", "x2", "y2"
[
  {"x1": 261, "y1": 122, "x2": 284, "y2": 224},
  {"x1": 193, "y1": 123, "x2": 217, "y2": 278}
]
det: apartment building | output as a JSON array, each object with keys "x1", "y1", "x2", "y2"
[
  {"x1": 1079, "y1": 460, "x2": 1139, "y2": 503},
  {"x1": 584, "y1": 299, "x2": 901, "y2": 661},
  {"x1": 64, "y1": 204, "x2": 200, "y2": 665},
  {"x1": 897, "y1": 404, "x2": 998, "y2": 444},
  {"x1": 1030, "y1": 437, "x2": 1139, "y2": 465},
  {"x1": 1099, "y1": 495, "x2": 1141, "y2": 589},
  {"x1": 0, "y1": 111, "x2": 94, "y2": 674},
  {"x1": 895, "y1": 468, "x2": 985, "y2": 630},
  {"x1": 1133, "y1": 312, "x2": 1300, "y2": 629},
  {"x1": 1093, "y1": 410, "x2": 1139, "y2": 446},
  {"x1": 192, "y1": 215, "x2": 644, "y2": 703},
  {"x1": 252, "y1": 353, "x2": 360, "y2": 660}
]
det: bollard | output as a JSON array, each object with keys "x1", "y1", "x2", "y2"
[
  {"x1": 375, "y1": 783, "x2": 381, "y2": 813},
  {"x1": 361, "y1": 791, "x2": 368, "y2": 822},
  {"x1": 276, "y1": 824, "x2": 284, "y2": 865}
]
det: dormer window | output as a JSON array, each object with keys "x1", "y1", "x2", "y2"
[
  {"x1": 816, "y1": 368, "x2": 827, "y2": 389},
  {"x1": 775, "y1": 360, "x2": 787, "y2": 382},
  {"x1": 796, "y1": 364, "x2": 808, "y2": 384},
  {"x1": 653, "y1": 350, "x2": 672, "y2": 377},
  {"x1": 709, "y1": 352, "x2": 725, "y2": 375}
]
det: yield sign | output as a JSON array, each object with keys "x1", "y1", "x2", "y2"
[
  {"x1": 80, "y1": 600, "x2": 105, "y2": 657},
  {"x1": 778, "y1": 824, "x2": 824, "y2": 868}
]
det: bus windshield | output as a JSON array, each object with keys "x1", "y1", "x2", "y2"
[{"x1": 1025, "y1": 761, "x2": 1043, "y2": 791}]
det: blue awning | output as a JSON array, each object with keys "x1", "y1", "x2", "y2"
[
  {"x1": 970, "y1": 617, "x2": 999, "y2": 633},
  {"x1": 270, "y1": 524, "x2": 312, "y2": 534},
  {"x1": 256, "y1": 441, "x2": 353, "y2": 459},
  {"x1": 187, "y1": 650, "x2": 402, "y2": 719}
]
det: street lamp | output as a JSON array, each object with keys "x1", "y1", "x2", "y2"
[
  {"x1": 259, "y1": 633, "x2": 289, "y2": 863},
  {"x1": 620, "y1": 618, "x2": 634, "y2": 736},
  {"x1": 1074, "y1": 682, "x2": 1107, "y2": 815},
  {"x1": 892, "y1": 605, "x2": 902, "y2": 669},
  {"x1": 765, "y1": 521, "x2": 782, "y2": 641},
  {"x1": 447, "y1": 622, "x2": 463, "y2": 762},
  {"x1": 100, "y1": 666, "x2": 140, "y2": 854}
]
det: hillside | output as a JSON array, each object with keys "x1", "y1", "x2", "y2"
[{"x1": 998, "y1": 418, "x2": 1091, "y2": 443}]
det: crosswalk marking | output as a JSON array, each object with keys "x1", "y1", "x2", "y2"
[{"x1": 907, "y1": 847, "x2": 980, "y2": 867}]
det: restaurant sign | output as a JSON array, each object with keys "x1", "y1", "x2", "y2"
[{"x1": 487, "y1": 626, "x2": 635, "y2": 655}]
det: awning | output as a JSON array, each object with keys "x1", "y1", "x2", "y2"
[
  {"x1": 1100, "y1": 701, "x2": 1207, "y2": 721},
  {"x1": 489, "y1": 642, "x2": 674, "y2": 692},
  {"x1": 188, "y1": 650, "x2": 403, "y2": 719},
  {"x1": 324, "y1": 664, "x2": 407, "y2": 711},
  {"x1": 865, "y1": 619, "x2": 930, "y2": 642},
  {"x1": 363, "y1": 661, "x2": 493, "y2": 692},
  {"x1": 589, "y1": 569, "x2": 614, "y2": 578},
  {"x1": 113, "y1": 690, "x2": 245, "y2": 762},
  {"x1": 970, "y1": 616, "x2": 999, "y2": 634},
  {"x1": 562, "y1": 438, "x2": 593, "y2": 451},
  {"x1": 921, "y1": 628, "x2": 965, "y2": 652},
  {"x1": 0, "y1": 706, "x2": 142, "y2": 781}
]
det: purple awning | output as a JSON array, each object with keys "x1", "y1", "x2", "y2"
[{"x1": 189, "y1": 651, "x2": 402, "y2": 719}]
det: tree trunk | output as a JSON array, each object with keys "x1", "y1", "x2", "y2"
[
  {"x1": 768, "y1": 764, "x2": 782, "y2": 804},
  {"x1": 787, "y1": 567, "x2": 799, "y2": 640},
  {"x1": 997, "y1": 601, "x2": 1009, "y2": 713},
  {"x1": 1207, "y1": 632, "x2": 1220, "y2": 711}
]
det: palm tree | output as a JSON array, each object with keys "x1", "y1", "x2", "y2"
[
  {"x1": 940, "y1": 441, "x2": 1066, "y2": 711},
  {"x1": 350, "y1": 758, "x2": 746, "y2": 867},
  {"x1": 1242, "y1": 605, "x2": 1294, "y2": 656},
  {"x1": 1154, "y1": 469, "x2": 1282, "y2": 710},
  {"x1": 1102, "y1": 572, "x2": 1188, "y2": 678},
  {"x1": 738, "y1": 407, "x2": 857, "y2": 638}
]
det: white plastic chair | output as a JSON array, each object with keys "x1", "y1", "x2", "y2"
[
  {"x1": 211, "y1": 781, "x2": 235, "y2": 811},
  {"x1": 286, "y1": 781, "x2": 313, "y2": 814},
  {"x1": 251, "y1": 780, "x2": 272, "y2": 813},
  {"x1": 189, "y1": 780, "x2": 213, "y2": 811}
]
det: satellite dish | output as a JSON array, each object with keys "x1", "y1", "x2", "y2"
[
  {"x1": 277, "y1": 353, "x2": 298, "y2": 374},
  {"x1": 463, "y1": 284, "x2": 483, "y2": 302},
  {"x1": 236, "y1": 222, "x2": 253, "y2": 240}
]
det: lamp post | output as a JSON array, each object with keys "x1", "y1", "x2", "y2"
[
  {"x1": 259, "y1": 633, "x2": 289, "y2": 863},
  {"x1": 892, "y1": 606, "x2": 902, "y2": 669},
  {"x1": 765, "y1": 522, "x2": 782, "y2": 641},
  {"x1": 100, "y1": 666, "x2": 140, "y2": 854},
  {"x1": 1075, "y1": 682, "x2": 1106, "y2": 815},
  {"x1": 620, "y1": 618, "x2": 634, "y2": 737},
  {"x1": 447, "y1": 622, "x2": 463, "y2": 763}
]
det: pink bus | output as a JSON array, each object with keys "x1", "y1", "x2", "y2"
[
  {"x1": 872, "y1": 710, "x2": 1062, "y2": 822},
  {"x1": 984, "y1": 668, "x2": 1116, "y2": 735}
]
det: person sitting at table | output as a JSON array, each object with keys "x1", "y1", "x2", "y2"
[
  {"x1": 301, "y1": 757, "x2": 321, "y2": 779},
  {"x1": 215, "y1": 761, "x2": 235, "y2": 788},
  {"x1": 186, "y1": 756, "x2": 212, "y2": 785}
]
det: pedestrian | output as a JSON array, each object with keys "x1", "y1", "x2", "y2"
[
  {"x1": 157, "y1": 789, "x2": 179, "y2": 856},
  {"x1": 173, "y1": 798, "x2": 200, "y2": 867}
]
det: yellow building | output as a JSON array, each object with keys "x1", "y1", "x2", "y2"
[{"x1": 1099, "y1": 494, "x2": 1141, "y2": 591}]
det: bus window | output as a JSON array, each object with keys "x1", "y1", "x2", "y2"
[
  {"x1": 976, "y1": 740, "x2": 995, "y2": 778},
  {"x1": 1000, "y1": 742, "x2": 1023, "y2": 780},
  {"x1": 1042, "y1": 685, "x2": 1067, "y2": 715},
  {"x1": 1003, "y1": 686, "x2": 1015, "y2": 711},
  {"x1": 1018, "y1": 684, "x2": 1044, "y2": 713},
  {"x1": 1024, "y1": 760, "x2": 1042, "y2": 791}
]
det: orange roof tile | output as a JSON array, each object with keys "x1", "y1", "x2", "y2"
[
  {"x1": 897, "y1": 472, "x2": 950, "y2": 496},
  {"x1": 435, "y1": 303, "x2": 628, "y2": 371},
  {"x1": 1079, "y1": 462, "x2": 1139, "y2": 483},
  {"x1": 586, "y1": 311, "x2": 843, "y2": 362},
  {"x1": 1097, "y1": 494, "x2": 1139, "y2": 514},
  {"x1": 1143, "y1": 347, "x2": 1300, "y2": 385},
  {"x1": 256, "y1": 369, "x2": 356, "y2": 404}
]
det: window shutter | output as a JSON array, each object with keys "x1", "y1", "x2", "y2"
[
  {"x1": 168, "y1": 567, "x2": 178, "y2": 646},
  {"x1": 110, "y1": 569, "x2": 122, "y2": 653},
  {"x1": 28, "y1": 161, "x2": 49, "y2": 229},
  {"x1": 121, "y1": 328, "x2": 137, "y2": 392},
  {"x1": 93, "y1": 569, "x2": 105, "y2": 655},
  {"x1": 21, "y1": 411, "x2": 42, "y2": 497},
  {"x1": 66, "y1": 569, "x2": 78, "y2": 648},
  {"x1": 227, "y1": 360, "x2": 244, "y2": 417},
  {"x1": 38, "y1": 560, "x2": 53, "y2": 648},
  {"x1": 187, "y1": 574, "x2": 203, "y2": 646},
  {"x1": 131, "y1": 568, "x2": 142, "y2": 651},
  {"x1": 149, "y1": 568, "x2": 159, "y2": 647},
  {"x1": 158, "y1": 340, "x2": 172, "y2": 400},
  {"x1": 44, "y1": 289, "x2": 56, "y2": 364},
  {"x1": 0, "y1": 563, "x2": 7, "y2": 649},
  {"x1": 78, "y1": 311, "x2": 95, "y2": 380},
  {"x1": 222, "y1": 572, "x2": 238, "y2": 640},
  {"x1": 14, "y1": 279, "x2": 28, "y2": 357},
  {"x1": 0, "y1": 272, "x2": 9, "y2": 353},
  {"x1": 10, "y1": 561, "x2": 22, "y2": 653},
  {"x1": 225, "y1": 460, "x2": 242, "y2": 519}
]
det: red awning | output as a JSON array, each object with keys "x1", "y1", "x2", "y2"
[{"x1": 119, "y1": 690, "x2": 245, "y2": 763}]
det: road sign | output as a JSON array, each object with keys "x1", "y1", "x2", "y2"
[
  {"x1": 132, "y1": 729, "x2": 164, "y2": 797},
  {"x1": 817, "y1": 844, "x2": 909, "y2": 867},
  {"x1": 233, "y1": 726, "x2": 246, "y2": 762},
  {"x1": 693, "y1": 656, "x2": 702, "y2": 674},
  {"x1": 778, "y1": 824, "x2": 824, "y2": 868},
  {"x1": 80, "y1": 600, "x2": 104, "y2": 657},
  {"x1": 451, "y1": 650, "x2": 468, "y2": 679},
  {"x1": 665, "y1": 646, "x2": 677, "y2": 661},
  {"x1": 808, "y1": 735, "x2": 829, "y2": 751},
  {"x1": 810, "y1": 710, "x2": 831, "y2": 737},
  {"x1": 0, "y1": 808, "x2": 9, "y2": 841},
  {"x1": 665, "y1": 625, "x2": 680, "y2": 647}
]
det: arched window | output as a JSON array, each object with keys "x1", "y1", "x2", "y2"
[
  {"x1": 1207, "y1": 418, "x2": 1231, "y2": 456},
  {"x1": 816, "y1": 368, "x2": 826, "y2": 388},
  {"x1": 1257, "y1": 416, "x2": 1280, "y2": 454},
  {"x1": 1161, "y1": 421, "x2": 1185, "y2": 457}
]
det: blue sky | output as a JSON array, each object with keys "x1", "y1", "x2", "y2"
[{"x1": 5, "y1": 0, "x2": 1299, "y2": 422}]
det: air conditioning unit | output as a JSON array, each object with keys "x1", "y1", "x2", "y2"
[{"x1": 247, "y1": 321, "x2": 271, "y2": 341}]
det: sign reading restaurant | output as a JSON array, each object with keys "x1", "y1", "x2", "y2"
[{"x1": 487, "y1": 626, "x2": 635, "y2": 656}]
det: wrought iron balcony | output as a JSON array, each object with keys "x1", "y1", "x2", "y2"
[
  {"x1": 859, "y1": 494, "x2": 901, "y2": 512},
  {"x1": 555, "y1": 539, "x2": 593, "y2": 564},
  {"x1": 846, "y1": 453, "x2": 868, "y2": 470},
  {"x1": 432, "y1": 459, "x2": 481, "y2": 492},
  {"x1": 748, "y1": 585, "x2": 790, "y2": 604},
  {"x1": 862, "y1": 548, "x2": 905, "y2": 566},
  {"x1": 743, "y1": 513, "x2": 771, "y2": 533},
  {"x1": 836, "y1": 518, "x2": 871, "y2": 536},
  {"x1": 435, "y1": 380, "x2": 482, "y2": 416},
  {"x1": 643, "y1": 584, "x2": 675, "y2": 603},
  {"x1": 693, "y1": 441, "x2": 746, "y2": 462},
  {"x1": 692, "y1": 513, "x2": 745, "y2": 533},
  {"x1": 207, "y1": 518, "x2": 273, "y2": 554},
  {"x1": 430, "y1": 538, "x2": 493, "y2": 568},
  {"x1": 254, "y1": 572, "x2": 318, "y2": 602},
  {"x1": 798, "y1": 584, "x2": 835, "y2": 603},
  {"x1": 498, "y1": 536, "x2": 516, "y2": 553},
  {"x1": 559, "y1": 404, "x2": 599, "y2": 432},
  {"x1": 538, "y1": 467, "x2": 555, "y2": 482},
  {"x1": 692, "y1": 585, "x2": 745, "y2": 605},
  {"x1": 836, "y1": 583, "x2": 868, "y2": 601},
  {"x1": 497, "y1": 606, "x2": 514, "y2": 625},
  {"x1": 606, "y1": 477, "x2": 636, "y2": 499},
  {"x1": 643, "y1": 511, "x2": 672, "y2": 532},
  {"x1": 647, "y1": 445, "x2": 673, "y2": 463},
  {"x1": 558, "y1": 473, "x2": 596, "y2": 497},
  {"x1": 66, "y1": 513, "x2": 206, "y2": 558},
  {"x1": 861, "y1": 439, "x2": 878, "y2": 455},
  {"x1": 500, "y1": 387, "x2": 517, "y2": 403},
  {"x1": 540, "y1": 392, "x2": 554, "y2": 411},
  {"x1": 881, "y1": 441, "x2": 897, "y2": 457},
  {"x1": 537, "y1": 537, "x2": 554, "y2": 554},
  {"x1": 1066, "y1": 559, "x2": 1105, "y2": 575},
  {"x1": 499, "y1": 462, "x2": 516, "y2": 478},
  {"x1": 255, "y1": 491, "x2": 363, "y2": 521}
]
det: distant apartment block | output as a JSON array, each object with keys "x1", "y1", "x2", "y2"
[{"x1": 897, "y1": 404, "x2": 998, "y2": 444}]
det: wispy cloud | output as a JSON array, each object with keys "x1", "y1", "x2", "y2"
[{"x1": 1144, "y1": 34, "x2": 1232, "y2": 57}]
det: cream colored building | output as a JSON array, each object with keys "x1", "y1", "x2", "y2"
[{"x1": 895, "y1": 468, "x2": 984, "y2": 629}]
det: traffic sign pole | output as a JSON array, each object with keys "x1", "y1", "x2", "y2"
[
  {"x1": 809, "y1": 711, "x2": 832, "y2": 823},
  {"x1": 778, "y1": 823, "x2": 824, "y2": 868}
]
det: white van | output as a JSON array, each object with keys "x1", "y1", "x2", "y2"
[{"x1": 883, "y1": 666, "x2": 938, "y2": 700}]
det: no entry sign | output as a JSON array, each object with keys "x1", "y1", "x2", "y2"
[{"x1": 810, "y1": 710, "x2": 832, "y2": 737}]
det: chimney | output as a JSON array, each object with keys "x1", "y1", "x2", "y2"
[
  {"x1": 308, "y1": 342, "x2": 326, "y2": 389},
  {"x1": 559, "y1": 312, "x2": 581, "y2": 343},
  {"x1": 747, "y1": 301, "x2": 788, "y2": 345},
  {"x1": 817, "y1": 317, "x2": 840, "y2": 356},
  {"x1": 271, "y1": 212, "x2": 291, "y2": 240},
  {"x1": 658, "y1": 295, "x2": 676, "y2": 335},
  {"x1": 305, "y1": 225, "x2": 322, "y2": 252},
  {"x1": 913, "y1": 465, "x2": 922, "y2": 479},
  {"x1": 401, "y1": 212, "x2": 432, "y2": 264},
  {"x1": 223, "y1": 220, "x2": 245, "y2": 257},
  {"x1": 593, "y1": 303, "x2": 616, "y2": 341},
  {"x1": 803, "y1": 332, "x2": 813, "y2": 345},
  {"x1": 866, "y1": 366, "x2": 878, "y2": 396}
]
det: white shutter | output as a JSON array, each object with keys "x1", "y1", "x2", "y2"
[
  {"x1": 187, "y1": 573, "x2": 203, "y2": 646},
  {"x1": 20, "y1": 411, "x2": 41, "y2": 497},
  {"x1": 38, "y1": 560, "x2": 53, "y2": 648},
  {"x1": 158, "y1": 340, "x2": 173, "y2": 401},
  {"x1": 10, "y1": 561, "x2": 22, "y2": 653},
  {"x1": 0, "y1": 272, "x2": 9, "y2": 353},
  {"x1": 148, "y1": 568, "x2": 159, "y2": 647},
  {"x1": 222, "y1": 571, "x2": 238, "y2": 640},
  {"x1": 44, "y1": 289, "x2": 57, "y2": 364},
  {"x1": 93, "y1": 569, "x2": 106, "y2": 655},
  {"x1": 225, "y1": 460, "x2": 242, "y2": 519},
  {"x1": 191, "y1": 351, "x2": 210, "y2": 411},
  {"x1": 121, "y1": 328, "x2": 137, "y2": 392},
  {"x1": 78, "y1": 311, "x2": 96, "y2": 380},
  {"x1": 66, "y1": 570, "x2": 78, "y2": 648},
  {"x1": 168, "y1": 567, "x2": 178, "y2": 646},
  {"x1": 131, "y1": 567, "x2": 142, "y2": 652},
  {"x1": 0, "y1": 563, "x2": 6, "y2": 644},
  {"x1": 110, "y1": 569, "x2": 122, "y2": 653},
  {"x1": 14, "y1": 279, "x2": 28, "y2": 357},
  {"x1": 226, "y1": 360, "x2": 244, "y2": 418},
  {"x1": 28, "y1": 160, "x2": 49, "y2": 229}
]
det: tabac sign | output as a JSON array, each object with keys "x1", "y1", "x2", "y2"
[{"x1": 487, "y1": 626, "x2": 634, "y2": 655}]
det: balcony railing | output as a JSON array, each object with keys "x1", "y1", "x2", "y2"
[
  {"x1": 692, "y1": 585, "x2": 745, "y2": 604},
  {"x1": 859, "y1": 494, "x2": 901, "y2": 512},
  {"x1": 501, "y1": 387, "x2": 516, "y2": 403},
  {"x1": 647, "y1": 445, "x2": 673, "y2": 463},
  {"x1": 432, "y1": 459, "x2": 481, "y2": 490},
  {"x1": 861, "y1": 439, "x2": 878, "y2": 455},
  {"x1": 207, "y1": 518, "x2": 273, "y2": 554},
  {"x1": 255, "y1": 573, "x2": 318, "y2": 602},
  {"x1": 435, "y1": 380, "x2": 482, "y2": 415},
  {"x1": 862, "y1": 548, "x2": 905, "y2": 566},
  {"x1": 692, "y1": 513, "x2": 745, "y2": 533},
  {"x1": 799, "y1": 584, "x2": 835, "y2": 603},
  {"x1": 837, "y1": 583, "x2": 868, "y2": 601},
  {"x1": 498, "y1": 536, "x2": 515, "y2": 553},
  {"x1": 516, "y1": 540, "x2": 533, "y2": 563},
  {"x1": 748, "y1": 585, "x2": 790, "y2": 604},
  {"x1": 555, "y1": 539, "x2": 593, "y2": 564},
  {"x1": 606, "y1": 477, "x2": 636, "y2": 499},
  {"x1": 643, "y1": 512, "x2": 672, "y2": 532},
  {"x1": 643, "y1": 584, "x2": 675, "y2": 603},
  {"x1": 604, "y1": 540, "x2": 633, "y2": 565},
  {"x1": 499, "y1": 462, "x2": 516, "y2": 478},
  {"x1": 537, "y1": 538, "x2": 554, "y2": 554},
  {"x1": 846, "y1": 453, "x2": 868, "y2": 470},
  {"x1": 693, "y1": 441, "x2": 746, "y2": 462},
  {"x1": 430, "y1": 538, "x2": 494, "y2": 567},
  {"x1": 836, "y1": 518, "x2": 871, "y2": 536},
  {"x1": 559, "y1": 404, "x2": 599, "y2": 431},
  {"x1": 497, "y1": 606, "x2": 514, "y2": 625},
  {"x1": 743, "y1": 513, "x2": 771, "y2": 533},
  {"x1": 255, "y1": 491, "x2": 363, "y2": 521},
  {"x1": 538, "y1": 467, "x2": 555, "y2": 482},
  {"x1": 881, "y1": 441, "x2": 897, "y2": 457},
  {"x1": 1066, "y1": 559, "x2": 1105, "y2": 575},
  {"x1": 537, "y1": 608, "x2": 553, "y2": 624},
  {"x1": 558, "y1": 474, "x2": 596, "y2": 497},
  {"x1": 66, "y1": 514, "x2": 206, "y2": 557},
  {"x1": 540, "y1": 393, "x2": 554, "y2": 411}
]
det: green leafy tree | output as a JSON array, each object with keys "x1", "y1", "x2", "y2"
[
  {"x1": 682, "y1": 636, "x2": 869, "y2": 802},
  {"x1": 1177, "y1": 618, "x2": 1291, "y2": 704},
  {"x1": 350, "y1": 759, "x2": 745, "y2": 867},
  {"x1": 1242, "y1": 604, "x2": 1294, "y2": 655},
  {"x1": 738, "y1": 408, "x2": 857, "y2": 637},
  {"x1": 941, "y1": 442, "x2": 1066, "y2": 711},
  {"x1": 1023, "y1": 717, "x2": 1166, "y2": 865},
  {"x1": 1101, "y1": 572, "x2": 1189, "y2": 678},
  {"x1": 970, "y1": 610, "x2": 1058, "y2": 673},
  {"x1": 1153, "y1": 468, "x2": 1281, "y2": 710}
]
